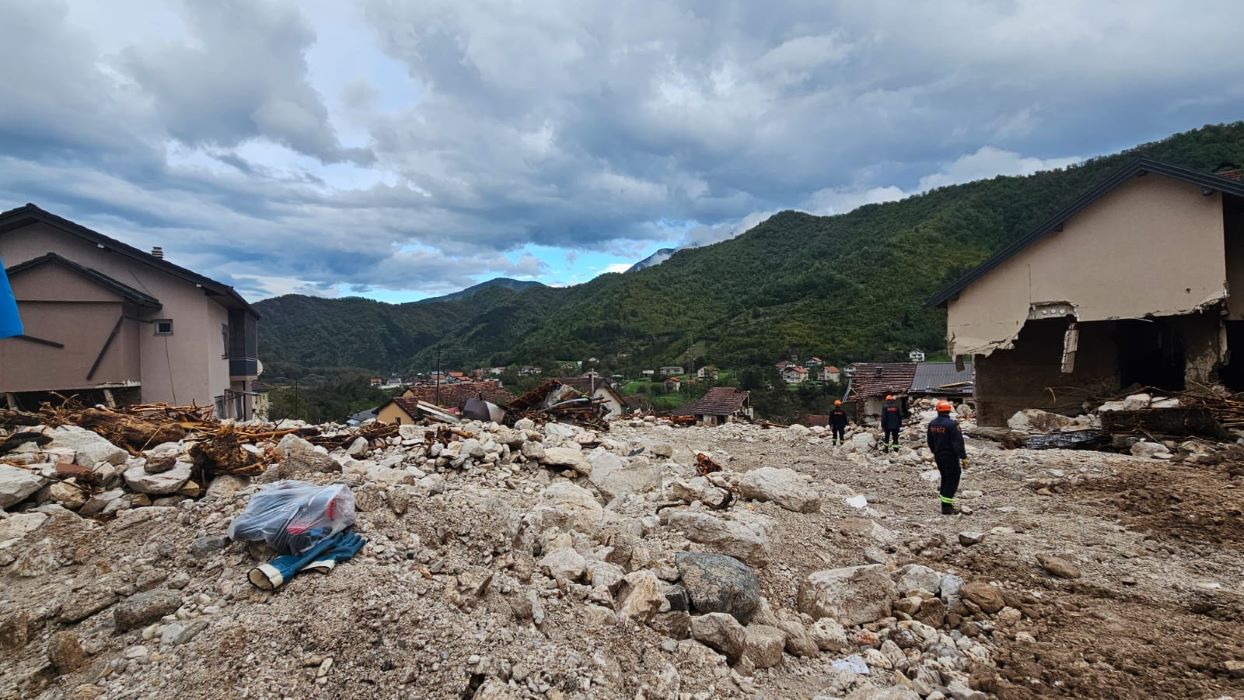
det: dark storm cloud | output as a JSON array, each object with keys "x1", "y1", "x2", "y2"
[{"x1": 1, "y1": 0, "x2": 1243, "y2": 297}]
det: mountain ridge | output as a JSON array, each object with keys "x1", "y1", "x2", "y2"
[{"x1": 256, "y1": 122, "x2": 1244, "y2": 376}]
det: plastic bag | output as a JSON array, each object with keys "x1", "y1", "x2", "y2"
[{"x1": 227, "y1": 481, "x2": 355, "y2": 555}]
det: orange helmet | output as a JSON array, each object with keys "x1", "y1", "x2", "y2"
[
  {"x1": 936, "y1": 401, "x2": 953, "y2": 413},
  {"x1": 885, "y1": 395, "x2": 894, "y2": 401},
  {"x1": 834, "y1": 400, "x2": 842, "y2": 406}
]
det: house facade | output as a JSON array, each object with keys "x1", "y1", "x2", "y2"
[
  {"x1": 929, "y1": 158, "x2": 1244, "y2": 425},
  {"x1": 781, "y1": 365, "x2": 808, "y2": 384},
  {"x1": 0, "y1": 205, "x2": 260, "y2": 418}
]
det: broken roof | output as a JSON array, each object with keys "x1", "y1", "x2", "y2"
[
  {"x1": 927, "y1": 158, "x2": 1244, "y2": 308},
  {"x1": 847, "y1": 363, "x2": 918, "y2": 399},
  {"x1": 909, "y1": 362, "x2": 974, "y2": 395},
  {"x1": 0, "y1": 203, "x2": 258, "y2": 318},
  {"x1": 7, "y1": 253, "x2": 162, "y2": 309},
  {"x1": 669, "y1": 387, "x2": 750, "y2": 416}
]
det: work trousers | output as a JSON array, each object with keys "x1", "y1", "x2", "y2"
[
  {"x1": 883, "y1": 427, "x2": 900, "y2": 446},
  {"x1": 934, "y1": 453, "x2": 961, "y2": 503},
  {"x1": 831, "y1": 426, "x2": 845, "y2": 442}
]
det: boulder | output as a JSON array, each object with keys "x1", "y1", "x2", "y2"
[
  {"x1": 737, "y1": 467, "x2": 821, "y2": 513},
  {"x1": 47, "y1": 631, "x2": 87, "y2": 674},
  {"x1": 1036, "y1": 554, "x2": 1082, "y2": 579},
  {"x1": 540, "y1": 447, "x2": 591, "y2": 475},
  {"x1": 0, "y1": 464, "x2": 47, "y2": 508},
  {"x1": 588, "y1": 451, "x2": 661, "y2": 499},
  {"x1": 585, "y1": 560, "x2": 626, "y2": 592},
  {"x1": 809, "y1": 618, "x2": 849, "y2": 652},
  {"x1": 689, "y1": 612, "x2": 747, "y2": 664},
  {"x1": 532, "y1": 482, "x2": 604, "y2": 533},
  {"x1": 849, "y1": 433, "x2": 876, "y2": 451},
  {"x1": 205, "y1": 475, "x2": 248, "y2": 499},
  {"x1": 42, "y1": 481, "x2": 87, "y2": 510},
  {"x1": 1130, "y1": 441, "x2": 1171, "y2": 460},
  {"x1": 777, "y1": 619, "x2": 819, "y2": 657},
  {"x1": 1007, "y1": 408, "x2": 1077, "y2": 433},
  {"x1": 1122, "y1": 393, "x2": 1152, "y2": 410},
  {"x1": 798, "y1": 564, "x2": 896, "y2": 626},
  {"x1": 0, "y1": 512, "x2": 48, "y2": 541},
  {"x1": 539, "y1": 548, "x2": 586, "y2": 581},
  {"x1": 617, "y1": 570, "x2": 665, "y2": 621},
  {"x1": 665, "y1": 509, "x2": 773, "y2": 567},
  {"x1": 744, "y1": 624, "x2": 786, "y2": 669},
  {"x1": 520, "y1": 441, "x2": 545, "y2": 461},
  {"x1": 961, "y1": 582, "x2": 1004, "y2": 613},
  {"x1": 142, "y1": 442, "x2": 183, "y2": 474},
  {"x1": 674, "y1": 552, "x2": 761, "y2": 624},
  {"x1": 666, "y1": 477, "x2": 731, "y2": 508},
  {"x1": 48, "y1": 427, "x2": 127, "y2": 467},
  {"x1": 113, "y1": 590, "x2": 183, "y2": 631},
  {"x1": 123, "y1": 460, "x2": 192, "y2": 495},
  {"x1": 894, "y1": 564, "x2": 942, "y2": 596},
  {"x1": 79, "y1": 488, "x2": 126, "y2": 517},
  {"x1": 346, "y1": 436, "x2": 370, "y2": 458},
  {"x1": 275, "y1": 434, "x2": 340, "y2": 475}
]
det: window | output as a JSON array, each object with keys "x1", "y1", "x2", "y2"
[
  {"x1": 222, "y1": 323, "x2": 230, "y2": 359},
  {"x1": 154, "y1": 319, "x2": 174, "y2": 336}
]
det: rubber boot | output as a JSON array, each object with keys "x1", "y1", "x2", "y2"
[{"x1": 941, "y1": 502, "x2": 961, "y2": 516}]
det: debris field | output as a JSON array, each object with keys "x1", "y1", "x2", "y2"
[{"x1": 1, "y1": 405, "x2": 1243, "y2": 699}]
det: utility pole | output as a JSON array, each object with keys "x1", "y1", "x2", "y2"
[{"x1": 435, "y1": 346, "x2": 442, "y2": 406}]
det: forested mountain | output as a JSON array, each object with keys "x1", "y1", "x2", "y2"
[{"x1": 257, "y1": 122, "x2": 1244, "y2": 376}]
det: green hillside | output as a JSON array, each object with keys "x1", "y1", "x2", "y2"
[{"x1": 257, "y1": 122, "x2": 1244, "y2": 376}]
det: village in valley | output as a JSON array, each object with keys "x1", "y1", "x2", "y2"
[{"x1": 3, "y1": 4, "x2": 1244, "y2": 700}]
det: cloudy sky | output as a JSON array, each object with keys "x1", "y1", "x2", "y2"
[{"x1": 2, "y1": 1, "x2": 1243, "y2": 302}]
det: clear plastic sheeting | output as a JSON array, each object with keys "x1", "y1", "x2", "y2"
[{"x1": 227, "y1": 481, "x2": 355, "y2": 555}]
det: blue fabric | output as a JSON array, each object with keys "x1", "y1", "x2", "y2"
[
  {"x1": 0, "y1": 258, "x2": 21, "y2": 339},
  {"x1": 303, "y1": 532, "x2": 366, "y2": 573},
  {"x1": 248, "y1": 529, "x2": 352, "y2": 590}
]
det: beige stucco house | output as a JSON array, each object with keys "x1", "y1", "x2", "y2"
[
  {"x1": 0, "y1": 204, "x2": 261, "y2": 419},
  {"x1": 928, "y1": 158, "x2": 1244, "y2": 425}
]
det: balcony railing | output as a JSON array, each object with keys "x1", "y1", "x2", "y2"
[{"x1": 229, "y1": 356, "x2": 259, "y2": 377}]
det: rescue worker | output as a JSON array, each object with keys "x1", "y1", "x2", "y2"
[
  {"x1": 880, "y1": 395, "x2": 902, "y2": 452},
  {"x1": 829, "y1": 400, "x2": 848, "y2": 445},
  {"x1": 926, "y1": 400, "x2": 968, "y2": 515}
]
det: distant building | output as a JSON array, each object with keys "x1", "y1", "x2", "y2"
[
  {"x1": 843, "y1": 362, "x2": 918, "y2": 424},
  {"x1": 664, "y1": 377, "x2": 682, "y2": 392},
  {"x1": 517, "y1": 366, "x2": 542, "y2": 377},
  {"x1": 669, "y1": 387, "x2": 753, "y2": 426},
  {"x1": 908, "y1": 349, "x2": 926, "y2": 363},
  {"x1": 660, "y1": 366, "x2": 684, "y2": 376},
  {"x1": 805, "y1": 357, "x2": 824, "y2": 367},
  {"x1": 641, "y1": 369, "x2": 655, "y2": 376},
  {"x1": 696, "y1": 365, "x2": 719, "y2": 380},
  {"x1": 781, "y1": 365, "x2": 809, "y2": 384},
  {"x1": 822, "y1": 365, "x2": 841, "y2": 383}
]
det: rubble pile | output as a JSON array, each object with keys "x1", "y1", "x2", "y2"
[{"x1": 2, "y1": 405, "x2": 1242, "y2": 698}]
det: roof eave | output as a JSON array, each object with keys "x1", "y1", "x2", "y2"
[{"x1": 924, "y1": 157, "x2": 1244, "y2": 308}]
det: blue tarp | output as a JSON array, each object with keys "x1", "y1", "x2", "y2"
[{"x1": 0, "y1": 257, "x2": 22, "y2": 338}]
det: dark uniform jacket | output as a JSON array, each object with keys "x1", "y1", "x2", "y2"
[
  {"x1": 880, "y1": 401, "x2": 902, "y2": 430},
  {"x1": 926, "y1": 415, "x2": 967, "y2": 459},
  {"x1": 829, "y1": 408, "x2": 848, "y2": 428}
]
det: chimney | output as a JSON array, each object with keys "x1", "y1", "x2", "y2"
[{"x1": 151, "y1": 246, "x2": 164, "y2": 259}]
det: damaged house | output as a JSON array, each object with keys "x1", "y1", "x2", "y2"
[
  {"x1": 0, "y1": 204, "x2": 261, "y2": 418},
  {"x1": 843, "y1": 362, "x2": 918, "y2": 423},
  {"x1": 928, "y1": 158, "x2": 1244, "y2": 426},
  {"x1": 668, "y1": 387, "x2": 753, "y2": 426}
]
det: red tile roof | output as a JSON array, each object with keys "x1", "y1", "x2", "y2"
[
  {"x1": 670, "y1": 387, "x2": 751, "y2": 417},
  {"x1": 847, "y1": 363, "x2": 917, "y2": 399}
]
